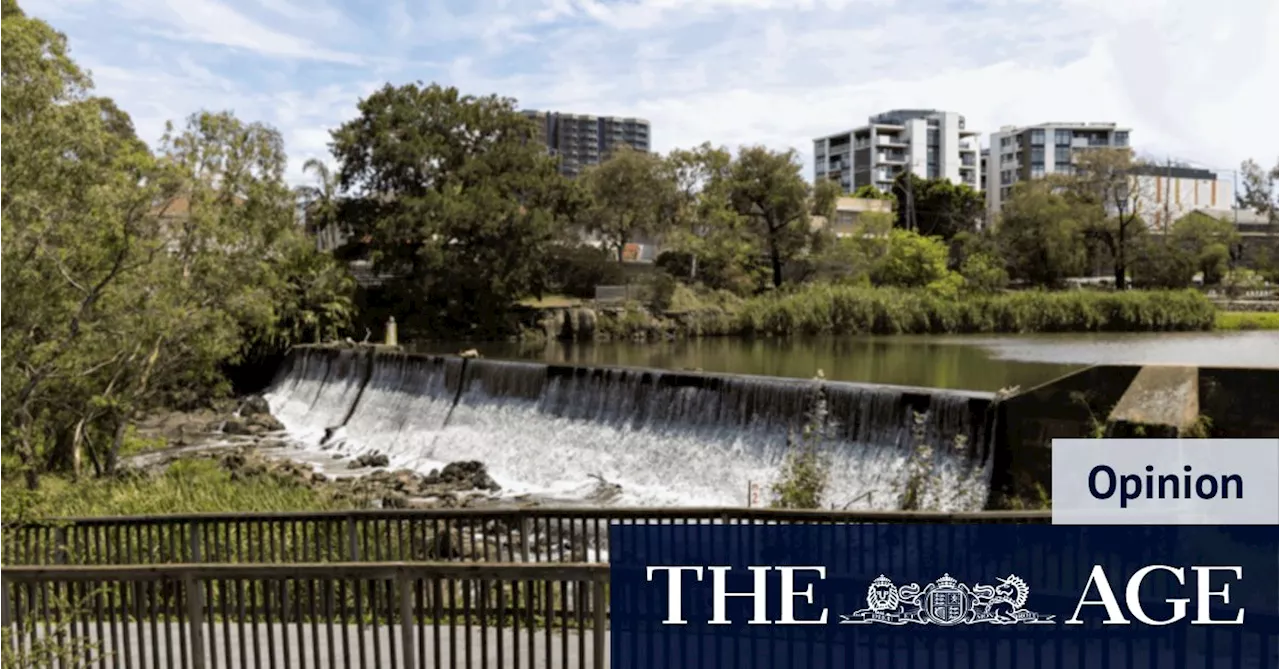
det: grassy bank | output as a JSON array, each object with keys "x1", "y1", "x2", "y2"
[
  {"x1": 596, "y1": 286, "x2": 1218, "y2": 338},
  {"x1": 1214, "y1": 311, "x2": 1280, "y2": 331},
  {"x1": 2, "y1": 458, "x2": 341, "y2": 521}
]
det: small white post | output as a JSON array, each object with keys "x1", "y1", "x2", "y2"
[{"x1": 385, "y1": 317, "x2": 398, "y2": 347}]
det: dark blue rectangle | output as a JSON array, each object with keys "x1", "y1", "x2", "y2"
[{"x1": 609, "y1": 525, "x2": 1279, "y2": 669}]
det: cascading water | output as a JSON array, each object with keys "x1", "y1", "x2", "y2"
[{"x1": 265, "y1": 347, "x2": 996, "y2": 510}]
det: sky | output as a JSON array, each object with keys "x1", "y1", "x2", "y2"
[{"x1": 27, "y1": 0, "x2": 1280, "y2": 186}]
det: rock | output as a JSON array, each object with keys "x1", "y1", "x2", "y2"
[
  {"x1": 238, "y1": 395, "x2": 271, "y2": 417},
  {"x1": 321, "y1": 426, "x2": 345, "y2": 446},
  {"x1": 348, "y1": 452, "x2": 390, "y2": 469},
  {"x1": 575, "y1": 308, "x2": 597, "y2": 340},
  {"x1": 247, "y1": 413, "x2": 284, "y2": 431},
  {"x1": 222, "y1": 418, "x2": 251, "y2": 435},
  {"x1": 437, "y1": 460, "x2": 500, "y2": 492},
  {"x1": 381, "y1": 493, "x2": 409, "y2": 509}
]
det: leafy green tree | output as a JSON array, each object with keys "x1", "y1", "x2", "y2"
[
  {"x1": 809, "y1": 211, "x2": 894, "y2": 285},
  {"x1": 1062, "y1": 148, "x2": 1150, "y2": 289},
  {"x1": 728, "y1": 146, "x2": 836, "y2": 288},
  {"x1": 579, "y1": 145, "x2": 677, "y2": 261},
  {"x1": 1171, "y1": 211, "x2": 1239, "y2": 285},
  {"x1": 1131, "y1": 238, "x2": 1195, "y2": 289},
  {"x1": 958, "y1": 253, "x2": 1009, "y2": 294},
  {"x1": 995, "y1": 180, "x2": 1087, "y2": 287},
  {"x1": 2, "y1": 2, "x2": 352, "y2": 484},
  {"x1": 329, "y1": 83, "x2": 583, "y2": 335},
  {"x1": 296, "y1": 158, "x2": 343, "y2": 251},
  {"x1": 851, "y1": 184, "x2": 893, "y2": 200},
  {"x1": 1237, "y1": 159, "x2": 1279, "y2": 225},
  {"x1": 664, "y1": 144, "x2": 761, "y2": 293},
  {"x1": 891, "y1": 173, "x2": 984, "y2": 240},
  {"x1": 870, "y1": 229, "x2": 953, "y2": 289}
]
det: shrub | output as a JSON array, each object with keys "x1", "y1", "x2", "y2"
[{"x1": 771, "y1": 374, "x2": 830, "y2": 509}]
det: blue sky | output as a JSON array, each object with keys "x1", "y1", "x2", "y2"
[{"x1": 28, "y1": 0, "x2": 1280, "y2": 185}]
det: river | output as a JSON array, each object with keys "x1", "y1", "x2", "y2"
[{"x1": 411, "y1": 331, "x2": 1279, "y2": 392}]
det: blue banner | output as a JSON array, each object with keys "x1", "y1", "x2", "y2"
[{"x1": 609, "y1": 525, "x2": 1279, "y2": 668}]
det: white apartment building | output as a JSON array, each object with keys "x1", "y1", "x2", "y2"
[
  {"x1": 985, "y1": 122, "x2": 1131, "y2": 219},
  {"x1": 813, "y1": 109, "x2": 981, "y2": 194}
]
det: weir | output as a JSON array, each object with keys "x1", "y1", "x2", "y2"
[{"x1": 266, "y1": 347, "x2": 998, "y2": 510}]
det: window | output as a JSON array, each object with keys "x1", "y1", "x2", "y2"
[
  {"x1": 1031, "y1": 147, "x2": 1045, "y2": 163},
  {"x1": 1114, "y1": 131, "x2": 1129, "y2": 147},
  {"x1": 1000, "y1": 137, "x2": 1011, "y2": 148},
  {"x1": 927, "y1": 129, "x2": 940, "y2": 147},
  {"x1": 1031, "y1": 165, "x2": 1045, "y2": 178},
  {"x1": 1054, "y1": 147, "x2": 1070, "y2": 164},
  {"x1": 927, "y1": 165, "x2": 940, "y2": 179},
  {"x1": 1055, "y1": 130, "x2": 1072, "y2": 146},
  {"x1": 1030, "y1": 129, "x2": 1045, "y2": 145}
]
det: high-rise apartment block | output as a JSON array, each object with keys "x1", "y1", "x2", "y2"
[
  {"x1": 813, "y1": 109, "x2": 981, "y2": 194},
  {"x1": 521, "y1": 110, "x2": 651, "y2": 177},
  {"x1": 985, "y1": 122, "x2": 1131, "y2": 218}
]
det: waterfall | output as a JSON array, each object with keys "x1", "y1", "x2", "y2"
[{"x1": 265, "y1": 347, "x2": 996, "y2": 510}]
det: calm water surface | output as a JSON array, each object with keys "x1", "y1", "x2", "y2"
[{"x1": 415, "y1": 331, "x2": 1278, "y2": 392}]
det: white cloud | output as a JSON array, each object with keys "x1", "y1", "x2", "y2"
[{"x1": 25, "y1": 0, "x2": 1279, "y2": 185}]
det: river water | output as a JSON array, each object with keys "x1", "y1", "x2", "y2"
[{"x1": 412, "y1": 331, "x2": 1279, "y2": 392}]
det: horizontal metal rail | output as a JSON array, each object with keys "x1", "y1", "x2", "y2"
[
  {"x1": 3, "y1": 562, "x2": 608, "y2": 669},
  {"x1": 3, "y1": 508, "x2": 1050, "y2": 566}
]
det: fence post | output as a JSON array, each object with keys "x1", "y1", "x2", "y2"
[
  {"x1": 187, "y1": 521, "x2": 202, "y2": 562},
  {"x1": 520, "y1": 516, "x2": 531, "y2": 563},
  {"x1": 185, "y1": 573, "x2": 207, "y2": 669},
  {"x1": 346, "y1": 515, "x2": 361, "y2": 561},
  {"x1": 54, "y1": 527, "x2": 68, "y2": 565},
  {"x1": 1, "y1": 573, "x2": 12, "y2": 653},
  {"x1": 593, "y1": 576, "x2": 607, "y2": 668},
  {"x1": 398, "y1": 570, "x2": 415, "y2": 668}
]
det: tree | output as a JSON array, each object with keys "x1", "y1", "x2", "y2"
[
  {"x1": 1171, "y1": 211, "x2": 1239, "y2": 285},
  {"x1": 662, "y1": 143, "x2": 761, "y2": 292},
  {"x1": 1064, "y1": 148, "x2": 1150, "y2": 289},
  {"x1": 2, "y1": 2, "x2": 352, "y2": 484},
  {"x1": 579, "y1": 146, "x2": 676, "y2": 261},
  {"x1": 1239, "y1": 158, "x2": 1280, "y2": 278},
  {"x1": 727, "y1": 146, "x2": 834, "y2": 288},
  {"x1": 851, "y1": 184, "x2": 893, "y2": 200},
  {"x1": 891, "y1": 173, "x2": 984, "y2": 240},
  {"x1": 995, "y1": 180, "x2": 1087, "y2": 287},
  {"x1": 328, "y1": 83, "x2": 582, "y2": 335},
  {"x1": 870, "y1": 229, "x2": 953, "y2": 289},
  {"x1": 296, "y1": 158, "x2": 342, "y2": 251}
]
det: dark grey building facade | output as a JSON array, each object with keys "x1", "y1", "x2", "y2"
[{"x1": 521, "y1": 110, "x2": 651, "y2": 177}]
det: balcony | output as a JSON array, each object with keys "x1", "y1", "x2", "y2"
[
  {"x1": 961, "y1": 155, "x2": 976, "y2": 167},
  {"x1": 877, "y1": 152, "x2": 906, "y2": 164},
  {"x1": 877, "y1": 135, "x2": 907, "y2": 146}
]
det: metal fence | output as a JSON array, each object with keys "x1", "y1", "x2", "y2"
[
  {"x1": 3, "y1": 508, "x2": 1051, "y2": 567},
  {"x1": 3, "y1": 562, "x2": 608, "y2": 669}
]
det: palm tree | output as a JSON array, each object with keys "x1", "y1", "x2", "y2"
[{"x1": 295, "y1": 158, "x2": 342, "y2": 251}]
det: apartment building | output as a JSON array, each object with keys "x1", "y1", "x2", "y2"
[
  {"x1": 985, "y1": 122, "x2": 1131, "y2": 218},
  {"x1": 813, "y1": 109, "x2": 981, "y2": 194},
  {"x1": 521, "y1": 110, "x2": 651, "y2": 178}
]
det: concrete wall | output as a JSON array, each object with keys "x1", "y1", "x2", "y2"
[{"x1": 990, "y1": 364, "x2": 1279, "y2": 507}]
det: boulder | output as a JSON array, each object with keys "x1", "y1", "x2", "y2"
[
  {"x1": 221, "y1": 418, "x2": 252, "y2": 435},
  {"x1": 347, "y1": 452, "x2": 390, "y2": 469},
  {"x1": 436, "y1": 460, "x2": 500, "y2": 492},
  {"x1": 247, "y1": 413, "x2": 284, "y2": 431},
  {"x1": 238, "y1": 395, "x2": 272, "y2": 417}
]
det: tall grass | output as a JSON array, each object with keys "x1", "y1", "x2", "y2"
[
  {"x1": 3, "y1": 458, "x2": 341, "y2": 522},
  {"x1": 733, "y1": 286, "x2": 1215, "y2": 336},
  {"x1": 1214, "y1": 311, "x2": 1279, "y2": 331}
]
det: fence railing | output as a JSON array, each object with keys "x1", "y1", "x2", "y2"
[
  {"x1": 3, "y1": 562, "x2": 608, "y2": 669},
  {"x1": 3, "y1": 507, "x2": 1051, "y2": 567}
]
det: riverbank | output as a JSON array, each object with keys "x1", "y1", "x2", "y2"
[
  {"x1": 1, "y1": 399, "x2": 529, "y2": 521},
  {"x1": 529, "y1": 286, "x2": 1219, "y2": 342},
  {"x1": 1215, "y1": 311, "x2": 1280, "y2": 331}
]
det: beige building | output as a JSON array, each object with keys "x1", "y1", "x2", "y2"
[
  {"x1": 1130, "y1": 165, "x2": 1235, "y2": 234},
  {"x1": 810, "y1": 197, "x2": 896, "y2": 237}
]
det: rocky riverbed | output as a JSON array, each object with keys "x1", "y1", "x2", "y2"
[{"x1": 123, "y1": 393, "x2": 622, "y2": 511}]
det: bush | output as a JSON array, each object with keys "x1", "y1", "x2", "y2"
[
  {"x1": 733, "y1": 285, "x2": 1215, "y2": 336},
  {"x1": 870, "y1": 229, "x2": 952, "y2": 288},
  {"x1": 958, "y1": 252, "x2": 1009, "y2": 294},
  {"x1": 545, "y1": 244, "x2": 624, "y2": 299},
  {"x1": 1131, "y1": 239, "x2": 1196, "y2": 289}
]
